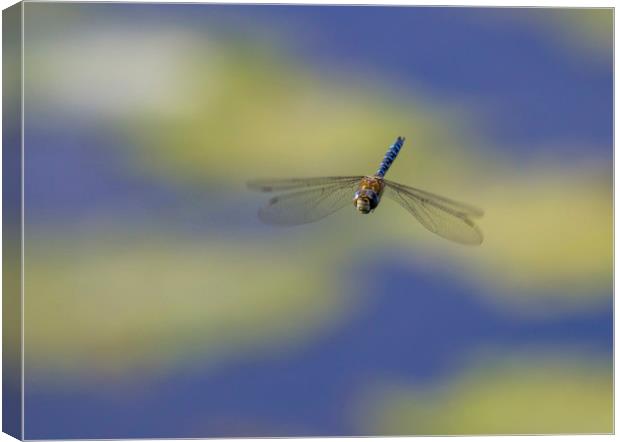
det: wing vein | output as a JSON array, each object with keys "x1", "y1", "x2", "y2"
[
  {"x1": 257, "y1": 180, "x2": 360, "y2": 226},
  {"x1": 384, "y1": 183, "x2": 483, "y2": 245}
]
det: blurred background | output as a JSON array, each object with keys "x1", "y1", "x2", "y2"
[{"x1": 13, "y1": 3, "x2": 612, "y2": 438}]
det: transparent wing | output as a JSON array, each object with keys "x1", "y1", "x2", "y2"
[
  {"x1": 247, "y1": 176, "x2": 363, "y2": 192},
  {"x1": 257, "y1": 181, "x2": 360, "y2": 226},
  {"x1": 384, "y1": 182, "x2": 484, "y2": 245},
  {"x1": 384, "y1": 180, "x2": 484, "y2": 218}
]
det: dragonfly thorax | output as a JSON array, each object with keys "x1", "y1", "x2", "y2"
[{"x1": 353, "y1": 176, "x2": 385, "y2": 214}]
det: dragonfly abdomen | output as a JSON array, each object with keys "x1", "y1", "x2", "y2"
[{"x1": 376, "y1": 136, "x2": 405, "y2": 177}]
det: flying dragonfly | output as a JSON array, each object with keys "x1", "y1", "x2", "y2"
[{"x1": 247, "y1": 137, "x2": 483, "y2": 245}]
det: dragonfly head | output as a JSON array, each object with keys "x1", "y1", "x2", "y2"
[
  {"x1": 355, "y1": 197, "x2": 371, "y2": 214},
  {"x1": 353, "y1": 189, "x2": 379, "y2": 214}
]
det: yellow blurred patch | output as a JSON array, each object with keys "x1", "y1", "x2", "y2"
[
  {"x1": 359, "y1": 352, "x2": 612, "y2": 435},
  {"x1": 547, "y1": 9, "x2": 613, "y2": 58},
  {"x1": 24, "y1": 232, "x2": 354, "y2": 381}
]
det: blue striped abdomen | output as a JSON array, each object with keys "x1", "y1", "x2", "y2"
[{"x1": 376, "y1": 136, "x2": 405, "y2": 177}]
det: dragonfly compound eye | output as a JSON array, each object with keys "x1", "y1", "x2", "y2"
[
  {"x1": 354, "y1": 188, "x2": 380, "y2": 212},
  {"x1": 355, "y1": 197, "x2": 371, "y2": 213}
]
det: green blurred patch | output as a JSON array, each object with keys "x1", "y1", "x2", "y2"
[
  {"x1": 360, "y1": 352, "x2": 612, "y2": 435},
  {"x1": 472, "y1": 166, "x2": 612, "y2": 300},
  {"x1": 124, "y1": 41, "x2": 477, "y2": 187},
  {"x1": 546, "y1": 9, "x2": 613, "y2": 58},
  {"x1": 24, "y1": 231, "x2": 356, "y2": 381},
  {"x1": 385, "y1": 162, "x2": 612, "y2": 311}
]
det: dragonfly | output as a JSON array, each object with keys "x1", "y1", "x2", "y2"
[{"x1": 247, "y1": 136, "x2": 483, "y2": 245}]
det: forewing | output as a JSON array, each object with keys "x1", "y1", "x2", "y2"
[
  {"x1": 247, "y1": 176, "x2": 362, "y2": 192},
  {"x1": 384, "y1": 180, "x2": 484, "y2": 218},
  {"x1": 258, "y1": 181, "x2": 359, "y2": 226},
  {"x1": 384, "y1": 184, "x2": 483, "y2": 245}
]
